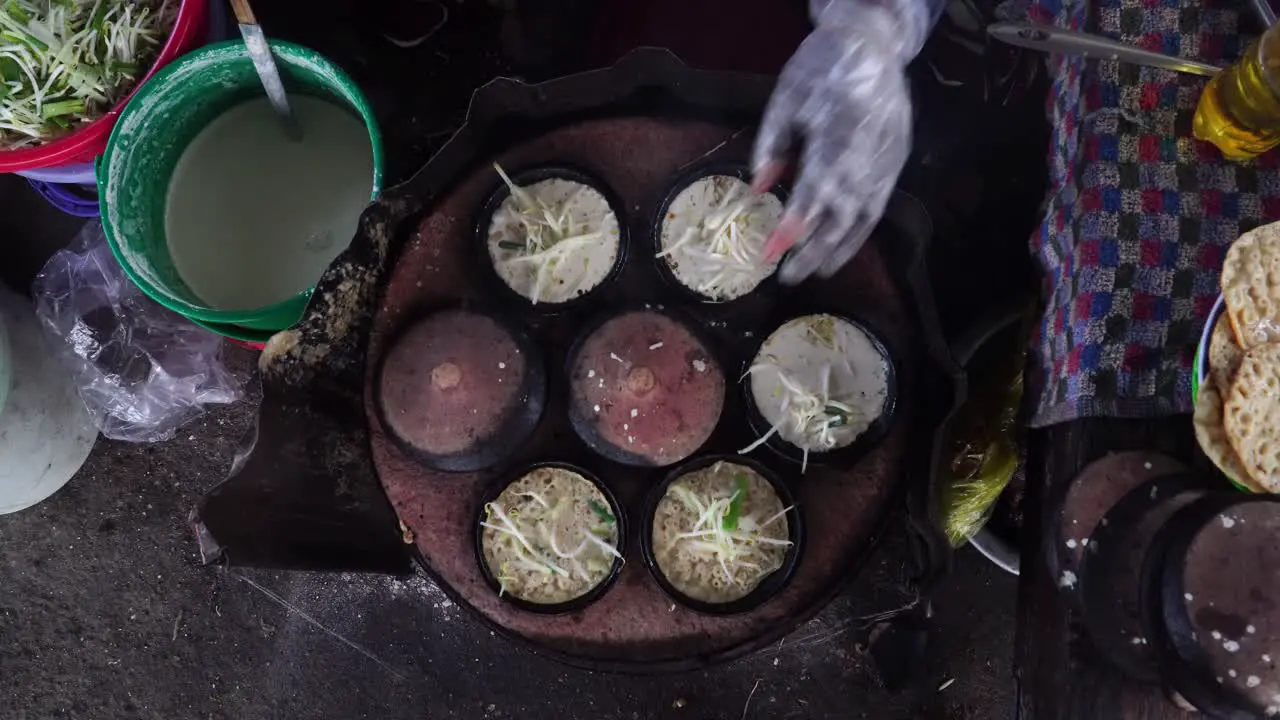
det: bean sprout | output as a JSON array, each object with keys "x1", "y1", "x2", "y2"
[{"x1": 0, "y1": 0, "x2": 177, "y2": 148}]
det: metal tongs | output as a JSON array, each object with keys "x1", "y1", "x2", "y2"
[
  {"x1": 989, "y1": 0, "x2": 1275, "y2": 72},
  {"x1": 987, "y1": 22, "x2": 1225, "y2": 77}
]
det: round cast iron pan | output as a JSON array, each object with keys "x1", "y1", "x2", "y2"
[
  {"x1": 1143, "y1": 493, "x2": 1280, "y2": 719},
  {"x1": 741, "y1": 312, "x2": 899, "y2": 471},
  {"x1": 193, "y1": 51, "x2": 953, "y2": 673},
  {"x1": 1075, "y1": 472, "x2": 1214, "y2": 682},
  {"x1": 372, "y1": 303, "x2": 547, "y2": 473},
  {"x1": 638, "y1": 454, "x2": 804, "y2": 615},
  {"x1": 1044, "y1": 452, "x2": 1187, "y2": 610},
  {"x1": 473, "y1": 164, "x2": 630, "y2": 315},
  {"x1": 647, "y1": 160, "x2": 788, "y2": 310},
  {"x1": 473, "y1": 460, "x2": 628, "y2": 614},
  {"x1": 364, "y1": 117, "x2": 921, "y2": 672}
]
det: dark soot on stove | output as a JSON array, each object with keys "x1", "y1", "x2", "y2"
[
  {"x1": 569, "y1": 310, "x2": 724, "y2": 467},
  {"x1": 379, "y1": 309, "x2": 528, "y2": 458}
]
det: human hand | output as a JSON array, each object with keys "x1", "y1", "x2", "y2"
[{"x1": 752, "y1": 5, "x2": 918, "y2": 284}]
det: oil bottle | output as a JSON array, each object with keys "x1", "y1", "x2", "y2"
[{"x1": 1193, "y1": 23, "x2": 1280, "y2": 161}]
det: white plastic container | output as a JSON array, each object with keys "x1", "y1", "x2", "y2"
[{"x1": 0, "y1": 287, "x2": 97, "y2": 514}]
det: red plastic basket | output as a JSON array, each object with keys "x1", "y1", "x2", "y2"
[{"x1": 0, "y1": 0, "x2": 208, "y2": 172}]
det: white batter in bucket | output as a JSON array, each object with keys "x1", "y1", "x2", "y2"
[{"x1": 164, "y1": 95, "x2": 374, "y2": 311}]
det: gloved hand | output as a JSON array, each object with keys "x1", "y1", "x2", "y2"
[{"x1": 752, "y1": 0, "x2": 940, "y2": 283}]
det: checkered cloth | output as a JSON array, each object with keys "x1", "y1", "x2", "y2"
[{"x1": 1026, "y1": 0, "x2": 1280, "y2": 426}]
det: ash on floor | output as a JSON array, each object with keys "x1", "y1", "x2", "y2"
[
  {"x1": 0, "y1": 332, "x2": 1013, "y2": 719},
  {"x1": 0, "y1": 186, "x2": 1015, "y2": 720}
]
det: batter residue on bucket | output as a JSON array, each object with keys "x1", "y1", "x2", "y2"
[{"x1": 164, "y1": 95, "x2": 374, "y2": 311}]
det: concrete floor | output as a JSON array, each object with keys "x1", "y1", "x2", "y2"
[{"x1": 0, "y1": 173, "x2": 1016, "y2": 719}]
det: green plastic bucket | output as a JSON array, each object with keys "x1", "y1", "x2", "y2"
[{"x1": 97, "y1": 40, "x2": 383, "y2": 333}]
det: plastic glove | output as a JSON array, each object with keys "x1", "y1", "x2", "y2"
[{"x1": 752, "y1": 0, "x2": 942, "y2": 283}]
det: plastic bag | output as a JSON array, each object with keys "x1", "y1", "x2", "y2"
[
  {"x1": 938, "y1": 353, "x2": 1026, "y2": 547},
  {"x1": 32, "y1": 222, "x2": 242, "y2": 442}
]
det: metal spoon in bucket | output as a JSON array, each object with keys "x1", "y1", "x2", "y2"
[{"x1": 229, "y1": 0, "x2": 302, "y2": 140}]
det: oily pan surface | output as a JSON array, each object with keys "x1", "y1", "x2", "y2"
[{"x1": 365, "y1": 117, "x2": 914, "y2": 665}]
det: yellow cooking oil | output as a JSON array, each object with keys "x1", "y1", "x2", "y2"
[{"x1": 1193, "y1": 26, "x2": 1280, "y2": 161}]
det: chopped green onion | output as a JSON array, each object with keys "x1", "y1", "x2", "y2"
[
  {"x1": 497, "y1": 240, "x2": 525, "y2": 251},
  {"x1": 40, "y1": 97, "x2": 81, "y2": 118},
  {"x1": 722, "y1": 474, "x2": 749, "y2": 530},
  {"x1": 5, "y1": 1, "x2": 30, "y2": 24},
  {"x1": 89, "y1": 0, "x2": 106, "y2": 32},
  {"x1": 106, "y1": 61, "x2": 138, "y2": 77},
  {"x1": 588, "y1": 499, "x2": 616, "y2": 525},
  {"x1": 806, "y1": 316, "x2": 837, "y2": 348}
]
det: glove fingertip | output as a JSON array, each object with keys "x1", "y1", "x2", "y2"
[
  {"x1": 762, "y1": 211, "x2": 807, "y2": 262},
  {"x1": 751, "y1": 160, "x2": 787, "y2": 194}
]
